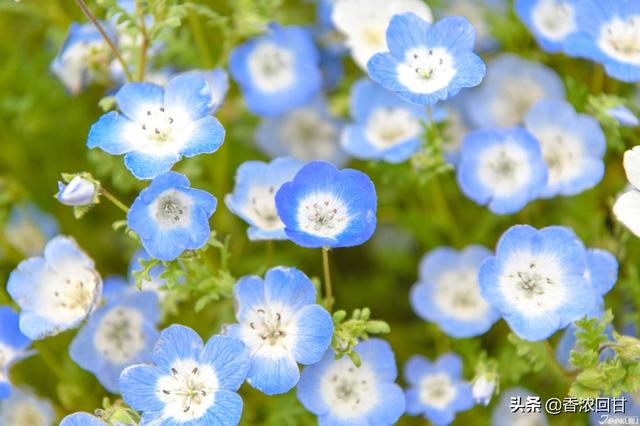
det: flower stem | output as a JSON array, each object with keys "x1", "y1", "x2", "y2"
[
  {"x1": 135, "y1": 0, "x2": 149, "y2": 82},
  {"x1": 74, "y1": 0, "x2": 134, "y2": 82},
  {"x1": 100, "y1": 188, "x2": 129, "y2": 213},
  {"x1": 322, "y1": 247, "x2": 334, "y2": 312},
  {"x1": 32, "y1": 340, "x2": 64, "y2": 380}
]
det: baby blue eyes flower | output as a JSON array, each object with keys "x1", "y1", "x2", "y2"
[
  {"x1": 297, "y1": 338, "x2": 406, "y2": 425},
  {"x1": 524, "y1": 99, "x2": 606, "y2": 198},
  {"x1": 119, "y1": 324, "x2": 249, "y2": 426},
  {"x1": 4, "y1": 203, "x2": 59, "y2": 257},
  {"x1": 127, "y1": 172, "x2": 217, "y2": 261},
  {"x1": 7, "y1": 236, "x2": 102, "y2": 340},
  {"x1": 404, "y1": 353, "x2": 474, "y2": 425},
  {"x1": 227, "y1": 266, "x2": 333, "y2": 395},
  {"x1": 275, "y1": 161, "x2": 377, "y2": 248},
  {"x1": 225, "y1": 157, "x2": 303, "y2": 241},
  {"x1": 56, "y1": 176, "x2": 98, "y2": 206},
  {"x1": 367, "y1": 13, "x2": 486, "y2": 106},
  {"x1": 410, "y1": 245, "x2": 500, "y2": 338},
  {"x1": 478, "y1": 225, "x2": 596, "y2": 341},
  {"x1": 60, "y1": 412, "x2": 108, "y2": 426},
  {"x1": 0, "y1": 307, "x2": 32, "y2": 400},
  {"x1": 87, "y1": 73, "x2": 225, "y2": 180},
  {"x1": 69, "y1": 291, "x2": 160, "y2": 393},
  {"x1": 491, "y1": 387, "x2": 548, "y2": 426},
  {"x1": 0, "y1": 387, "x2": 55, "y2": 425},
  {"x1": 457, "y1": 127, "x2": 548, "y2": 215},
  {"x1": 440, "y1": 0, "x2": 506, "y2": 52},
  {"x1": 516, "y1": 0, "x2": 579, "y2": 52},
  {"x1": 182, "y1": 68, "x2": 230, "y2": 114},
  {"x1": 229, "y1": 24, "x2": 322, "y2": 117}
]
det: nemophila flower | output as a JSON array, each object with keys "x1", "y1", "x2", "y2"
[
  {"x1": 564, "y1": 0, "x2": 640, "y2": 82},
  {"x1": 69, "y1": 291, "x2": 160, "y2": 393},
  {"x1": 331, "y1": 0, "x2": 433, "y2": 70},
  {"x1": 4, "y1": 203, "x2": 58, "y2": 257},
  {"x1": 440, "y1": 96, "x2": 474, "y2": 166},
  {"x1": 297, "y1": 338, "x2": 406, "y2": 425},
  {"x1": 127, "y1": 172, "x2": 217, "y2": 261},
  {"x1": 56, "y1": 175, "x2": 98, "y2": 206},
  {"x1": 229, "y1": 24, "x2": 322, "y2": 117},
  {"x1": 457, "y1": 127, "x2": 548, "y2": 214},
  {"x1": 491, "y1": 387, "x2": 548, "y2": 426},
  {"x1": 368, "y1": 13, "x2": 486, "y2": 106},
  {"x1": 478, "y1": 225, "x2": 596, "y2": 341},
  {"x1": 0, "y1": 387, "x2": 55, "y2": 425},
  {"x1": 87, "y1": 73, "x2": 225, "y2": 180},
  {"x1": 225, "y1": 157, "x2": 303, "y2": 241},
  {"x1": 586, "y1": 248, "x2": 619, "y2": 307},
  {"x1": 468, "y1": 54, "x2": 565, "y2": 128},
  {"x1": 227, "y1": 266, "x2": 333, "y2": 395},
  {"x1": 181, "y1": 69, "x2": 230, "y2": 114},
  {"x1": 404, "y1": 353, "x2": 474, "y2": 425},
  {"x1": 255, "y1": 97, "x2": 347, "y2": 166},
  {"x1": 607, "y1": 104, "x2": 639, "y2": 127},
  {"x1": 60, "y1": 412, "x2": 108, "y2": 426},
  {"x1": 7, "y1": 236, "x2": 102, "y2": 340},
  {"x1": 410, "y1": 246, "x2": 500, "y2": 338},
  {"x1": 515, "y1": 0, "x2": 579, "y2": 52},
  {"x1": 275, "y1": 161, "x2": 377, "y2": 248},
  {"x1": 613, "y1": 147, "x2": 640, "y2": 236},
  {"x1": 524, "y1": 100, "x2": 606, "y2": 198},
  {"x1": 440, "y1": 0, "x2": 507, "y2": 52},
  {"x1": 0, "y1": 307, "x2": 32, "y2": 399},
  {"x1": 119, "y1": 324, "x2": 249, "y2": 425},
  {"x1": 102, "y1": 275, "x2": 131, "y2": 301}
]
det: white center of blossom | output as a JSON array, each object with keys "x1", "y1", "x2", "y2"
[
  {"x1": 128, "y1": 105, "x2": 193, "y2": 156},
  {"x1": 599, "y1": 16, "x2": 640, "y2": 64},
  {"x1": 139, "y1": 106, "x2": 177, "y2": 144},
  {"x1": 248, "y1": 42, "x2": 295, "y2": 93},
  {"x1": 47, "y1": 266, "x2": 101, "y2": 325},
  {"x1": 477, "y1": 143, "x2": 532, "y2": 196},
  {"x1": 531, "y1": 126, "x2": 583, "y2": 188},
  {"x1": 93, "y1": 307, "x2": 146, "y2": 364},
  {"x1": 419, "y1": 373, "x2": 457, "y2": 410},
  {"x1": 320, "y1": 358, "x2": 379, "y2": 418},
  {"x1": 490, "y1": 78, "x2": 545, "y2": 127},
  {"x1": 365, "y1": 107, "x2": 422, "y2": 149},
  {"x1": 2, "y1": 402, "x2": 47, "y2": 426},
  {"x1": 247, "y1": 307, "x2": 289, "y2": 346},
  {"x1": 397, "y1": 47, "x2": 456, "y2": 94},
  {"x1": 244, "y1": 186, "x2": 283, "y2": 231},
  {"x1": 279, "y1": 108, "x2": 339, "y2": 161},
  {"x1": 296, "y1": 193, "x2": 349, "y2": 238},
  {"x1": 434, "y1": 269, "x2": 491, "y2": 321},
  {"x1": 152, "y1": 190, "x2": 192, "y2": 229},
  {"x1": 59, "y1": 40, "x2": 111, "y2": 93},
  {"x1": 157, "y1": 359, "x2": 218, "y2": 422},
  {"x1": 532, "y1": 0, "x2": 576, "y2": 41}
]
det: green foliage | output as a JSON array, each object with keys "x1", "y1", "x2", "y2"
[
  {"x1": 410, "y1": 114, "x2": 454, "y2": 184},
  {"x1": 331, "y1": 308, "x2": 390, "y2": 366}
]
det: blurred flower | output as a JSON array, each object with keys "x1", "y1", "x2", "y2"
[
  {"x1": 4, "y1": 203, "x2": 58, "y2": 257},
  {"x1": 127, "y1": 172, "x2": 217, "y2": 261},
  {"x1": 368, "y1": 14, "x2": 485, "y2": 105},
  {"x1": 297, "y1": 338, "x2": 406, "y2": 425},
  {"x1": 69, "y1": 291, "x2": 160, "y2": 393},
  {"x1": 7, "y1": 236, "x2": 102, "y2": 340},
  {"x1": 0, "y1": 387, "x2": 55, "y2": 425},
  {"x1": 440, "y1": 96, "x2": 474, "y2": 166},
  {"x1": 87, "y1": 73, "x2": 225, "y2": 180},
  {"x1": 471, "y1": 374, "x2": 496, "y2": 406},
  {"x1": 404, "y1": 353, "x2": 474, "y2": 425},
  {"x1": 275, "y1": 161, "x2": 377, "y2": 248},
  {"x1": 229, "y1": 24, "x2": 322, "y2": 117},
  {"x1": 227, "y1": 267, "x2": 333, "y2": 395},
  {"x1": 607, "y1": 104, "x2": 639, "y2": 127},
  {"x1": 410, "y1": 246, "x2": 500, "y2": 338},
  {"x1": 60, "y1": 412, "x2": 107, "y2": 426},
  {"x1": 182, "y1": 68, "x2": 229, "y2": 114},
  {"x1": 56, "y1": 175, "x2": 98, "y2": 206},
  {"x1": 524, "y1": 99, "x2": 606, "y2": 198},
  {"x1": 468, "y1": 54, "x2": 565, "y2": 128},
  {"x1": 0, "y1": 307, "x2": 32, "y2": 400},
  {"x1": 457, "y1": 127, "x2": 548, "y2": 214},
  {"x1": 119, "y1": 325, "x2": 249, "y2": 425},
  {"x1": 586, "y1": 248, "x2": 619, "y2": 307},
  {"x1": 225, "y1": 157, "x2": 303, "y2": 241},
  {"x1": 440, "y1": 0, "x2": 507, "y2": 51},
  {"x1": 479, "y1": 225, "x2": 596, "y2": 341},
  {"x1": 613, "y1": 147, "x2": 640, "y2": 236},
  {"x1": 515, "y1": 0, "x2": 579, "y2": 52},
  {"x1": 491, "y1": 387, "x2": 548, "y2": 426}
]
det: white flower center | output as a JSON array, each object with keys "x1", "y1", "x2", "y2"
[
  {"x1": 243, "y1": 186, "x2": 283, "y2": 231},
  {"x1": 419, "y1": 373, "x2": 456, "y2": 410},
  {"x1": 599, "y1": 16, "x2": 640, "y2": 64},
  {"x1": 296, "y1": 193, "x2": 349, "y2": 238},
  {"x1": 248, "y1": 42, "x2": 295, "y2": 93},
  {"x1": 530, "y1": 126, "x2": 583, "y2": 187},
  {"x1": 152, "y1": 190, "x2": 193, "y2": 229},
  {"x1": 490, "y1": 78, "x2": 545, "y2": 127},
  {"x1": 532, "y1": 0, "x2": 576, "y2": 41},
  {"x1": 365, "y1": 107, "x2": 422, "y2": 149},
  {"x1": 320, "y1": 358, "x2": 379, "y2": 419},
  {"x1": 279, "y1": 109, "x2": 339, "y2": 161},
  {"x1": 247, "y1": 307, "x2": 289, "y2": 347},
  {"x1": 477, "y1": 143, "x2": 532, "y2": 196},
  {"x1": 1, "y1": 402, "x2": 47, "y2": 426},
  {"x1": 157, "y1": 359, "x2": 218, "y2": 422},
  {"x1": 396, "y1": 47, "x2": 456, "y2": 94},
  {"x1": 46, "y1": 267, "x2": 101, "y2": 325},
  {"x1": 93, "y1": 307, "x2": 146, "y2": 364},
  {"x1": 434, "y1": 269, "x2": 491, "y2": 321}
]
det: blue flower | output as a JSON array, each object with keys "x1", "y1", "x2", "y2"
[
  {"x1": 255, "y1": 97, "x2": 347, "y2": 166},
  {"x1": 119, "y1": 324, "x2": 249, "y2": 425},
  {"x1": 439, "y1": 0, "x2": 507, "y2": 52},
  {"x1": 491, "y1": 387, "x2": 548, "y2": 426},
  {"x1": 87, "y1": 73, "x2": 225, "y2": 180},
  {"x1": 341, "y1": 78, "x2": 430, "y2": 163},
  {"x1": 564, "y1": 0, "x2": 640, "y2": 82},
  {"x1": 69, "y1": 291, "x2": 160, "y2": 393},
  {"x1": 440, "y1": 95, "x2": 474, "y2": 166},
  {"x1": 127, "y1": 172, "x2": 217, "y2": 261},
  {"x1": 404, "y1": 353, "x2": 474, "y2": 425},
  {"x1": 410, "y1": 245, "x2": 500, "y2": 338},
  {"x1": 0, "y1": 307, "x2": 32, "y2": 399},
  {"x1": 180, "y1": 69, "x2": 230, "y2": 113},
  {"x1": 229, "y1": 24, "x2": 322, "y2": 117},
  {"x1": 297, "y1": 338, "x2": 406, "y2": 425},
  {"x1": 524, "y1": 100, "x2": 606, "y2": 198},
  {"x1": 367, "y1": 13, "x2": 486, "y2": 105},
  {"x1": 457, "y1": 127, "x2": 548, "y2": 214},
  {"x1": 515, "y1": 0, "x2": 579, "y2": 52},
  {"x1": 607, "y1": 104, "x2": 639, "y2": 127},
  {"x1": 60, "y1": 412, "x2": 109, "y2": 426},
  {"x1": 479, "y1": 225, "x2": 596, "y2": 341},
  {"x1": 7, "y1": 236, "x2": 102, "y2": 340},
  {"x1": 4, "y1": 203, "x2": 58, "y2": 257},
  {"x1": 56, "y1": 176, "x2": 98, "y2": 206},
  {"x1": 587, "y1": 248, "x2": 619, "y2": 300},
  {"x1": 225, "y1": 158, "x2": 303, "y2": 241},
  {"x1": 468, "y1": 54, "x2": 565, "y2": 128},
  {"x1": 0, "y1": 387, "x2": 55, "y2": 425},
  {"x1": 227, "y1": 266, "x2": 333, "y2": 395},
  {"x1": 102, "y1": 275, "x2": 132, "y2": 301},
  {"x1": 275, "y1": 161, "x2": 377, "y2": 248}
]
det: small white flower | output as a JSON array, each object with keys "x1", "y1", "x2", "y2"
[
  {"x1": 56, "y1": 176, "x2": 98, "y2": 206},
  {"x1": 613, "y1": 147, "x2": 640, "y2": 237},
  {"x1": 471, "y1": 375, "x2": 496, "y2": 406}
]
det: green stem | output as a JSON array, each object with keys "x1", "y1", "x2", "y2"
[
  {"x1": 100, "y1": 188, "x2": 129, "y2": 213},
  {"x1": 590, "y1": 64, "x2": 605, "y2": 94},
  {"x1": 266, "y1": 240, "x2": 274, "y2": 266},
  {"x1": 32, "y1": 341, "x2": 65, "y2": 380},
  {"x1": 188, "y1": 8, "x2": 214, "y2": 68},
  {"x1": 135, "y1": 0, "x2": 148, "y2": 81},
  {"x1": 322, "y1": 247, "x2": 334, "y2": 312}
]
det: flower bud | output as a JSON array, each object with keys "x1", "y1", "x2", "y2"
[
  {"x1": 56, "y1": 176, "x2": 97, "y2": 206},
  {"x1": 472, "y1": 374, "x2": 496, "y2": 406}
]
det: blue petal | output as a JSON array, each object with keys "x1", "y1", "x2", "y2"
[
  {"x1": 404, "y1": 355, "x2": 434, "y2": 386},
  {"x1": 7, "y1": 257, "x2": 47, "y2": 312},
  {"x1": 355, "y1": 339, "x2": 398, "y2": 382},
  {"x1": 60, "y1": 413, "x2": 105, "y2": 426},
  {"x1": 180, "y1": 116, "x2": 225, "y2": 158},
  {"x1": 247, "y1": 350, "x2": 300, "y2": 395},
  {"x1": 115, "y1": 82, "x2": 164, "y2": 122},
  {"x1": 0, "y1": 381, "x2": 11, "y2": 400},
  {"x1": 296, "y1": 351, "x2": 333, "y2": 415},
  {"x1": 0, "y1": 306, "x2": 30, "y2": 350},
  {"x1": 426, "y1": 16, "x2": 476, "y2": 54},
  {"x1": 119, "y1": 364, "x2": 165, "y2": 413},
  {"x1": 199, "y1": 335, "x2": 249, "y2": 391},
  {"x1": 87, "y1": 112, "x2": 138, "y2": 155},
  {"x1": 264, "y1": 267, "x2": 316, "y2": 311},
  {"x1": 364, "y1": 383, "x2": 406, "y2": 425},
  {"x1": 164, "y1": 73, "x2": 212, "y2": 121},
  {"x1": 150, "y1": 325, "x2": 203, "y2": 368},
  {"x1": 435, "y1": 353, "x2": 463, "y2": 378},
  {"x1": 290, "y1": 304, "x2": 333, "y2": 365},
  {"x1": 201, "y1": 390, "x2": 243, "y2": 426},
  {"x1": 123, "y1": 150, "x2": 180, "y2": 180},
  {"x1": 587, "y1": 248, "x2": 618, "y2": 296},
  {"x1": 233, "y1": 276, "x2": 266, "y2": 322},
  {"x1": 385, "y1": 13, "x2": 430, "y2": 58}
]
